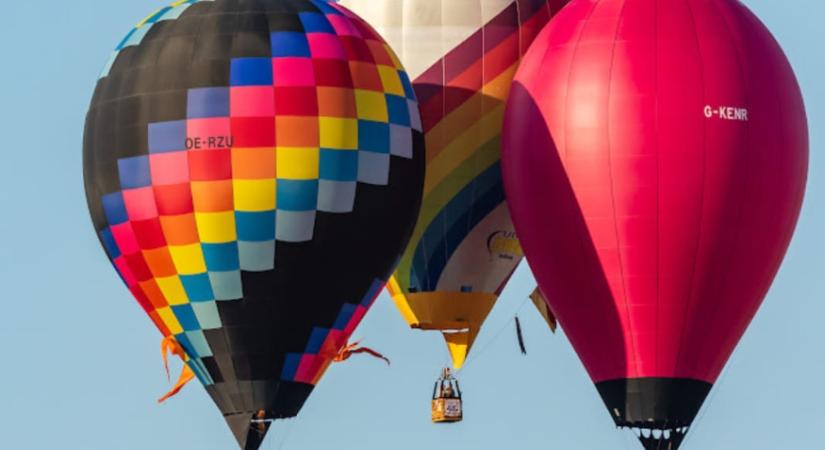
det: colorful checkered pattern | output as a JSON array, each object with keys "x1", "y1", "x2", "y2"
[
  {"x1": 282, "y1": 278, "x2": 384, "y2": 385},
  {"x1": 93, "y1": 0, "x2": 421, "y2": 386}
]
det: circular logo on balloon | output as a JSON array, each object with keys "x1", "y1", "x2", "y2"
[{"x1": 486, "y1": 230, "x2": 523, "y2": 260}]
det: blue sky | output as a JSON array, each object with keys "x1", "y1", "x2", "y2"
[{"x1": 0, "y1": 1, "x2": 821, "y2": 449}]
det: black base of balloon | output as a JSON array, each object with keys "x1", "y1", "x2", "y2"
[
  {"x1": 224, "y1": 414, "x2": 272, "y2": 450},
  {"x1": 207, "y1": 381, "x2": 314, "y2": 450},
  {"x1": 595, "y1": 378, "x2": 712, "y2": 450}
]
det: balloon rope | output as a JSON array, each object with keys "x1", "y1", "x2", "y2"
[{"x1": 458, "y1": 296, "x2": 531, "y2": 373}]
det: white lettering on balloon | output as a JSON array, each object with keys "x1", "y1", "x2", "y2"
[{"x1": 704, "y1": 105, "x2": 749, "y2": 121}]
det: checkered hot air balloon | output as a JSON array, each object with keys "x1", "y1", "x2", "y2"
[{"x1": 83, "y1": 1, "x2": 424, "y2": 448}]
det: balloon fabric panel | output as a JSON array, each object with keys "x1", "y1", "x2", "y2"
[
  {"x1": 84, "y1": 0, "x2": 424, "y2": 447},
  {"x1": 340, "y1": 0, "x2": 567, "y2": 368},
  {"x1": 502, "y1": 0, "x2": 807, "y2": 442}
]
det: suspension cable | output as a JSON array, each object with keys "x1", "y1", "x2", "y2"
[{"x1": 458, "y1": 295, "x2": 531, "y2": 373}]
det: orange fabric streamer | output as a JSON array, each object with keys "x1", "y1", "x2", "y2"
[
  {"x1": 160, "y1": 336, "x2": 186, "y2": 380},
  {"x1": 158, "y1": 365, "x2": 195, "y2": 404},
  {"x1": 334, "y1": 340, "x2": 390, "y2": 365},
  {"x1": 158, "y1": 336, "x2": 196, "y2": 403}
]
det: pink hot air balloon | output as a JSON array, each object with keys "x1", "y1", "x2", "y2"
[{"x1": 502, "y1": 0, "x2": 808, "y2": 448}]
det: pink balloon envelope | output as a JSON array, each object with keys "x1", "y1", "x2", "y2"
[{"x1": 501, "y1": 0, "x2": 808, "y2": 448}]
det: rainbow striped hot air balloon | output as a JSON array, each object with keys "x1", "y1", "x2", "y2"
[{"x1": 339, "y1": 0, "x2": 569, "y2": 370}]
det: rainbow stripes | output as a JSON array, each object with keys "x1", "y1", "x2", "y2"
[{"x1": 394, "y1": 1, "x2": 550, "y2": 293}]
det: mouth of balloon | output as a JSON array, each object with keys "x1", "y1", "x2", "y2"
[
  {"x1": 595, "y1": 377, "x2": 712, "y2": 450},
  {"x1": 628, "y1": 426, "x2": 690, "y2": 450}
]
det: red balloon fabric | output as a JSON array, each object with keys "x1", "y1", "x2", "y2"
[{"x1": 502, "y1": 0, "x2": 807, "y2": 445}]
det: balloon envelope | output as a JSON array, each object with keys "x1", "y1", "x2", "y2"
[
  {"x1": 502, "y1": 0, "x2": 807, "y2": 447},
  {"x1": 339, "y1": 0, "x2": 569, "y2": 369},
  {"x1": 84, "y1": 1, "x2": 424, "y2": 448}
]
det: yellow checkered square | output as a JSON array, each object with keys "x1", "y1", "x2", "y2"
[
  {"x1": 277, "y1": 147, "x2": 320, "y2": 179},
  {"x1": 319, "y1": 117, "x2": 358, "y2": 149},
  {"x1": 233, "y1": 179, "x2": 276, "y2": 211},
  {"x1": 156, "y1": 276, "x2": 189, "y2": 306},
  {"x1": 195, "y1": 211, "x2": 237, "y2": 243},
  {"x1": 377, "y1": 66, "x2": 405, "y2": 97},
  {"x1": 169, "y1": 244, "x2": 208, "y2": 275},
  {"x1": 156, "y1": 306, "x2": 184, "y2": 334},
  {"x1": 355, "y1": 89, "x2": 389, "y2": 122}
]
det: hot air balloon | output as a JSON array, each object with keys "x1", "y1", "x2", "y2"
[
  {"x1": 502, "y1": 0, "x2": 808, "y2": 448},
  {"x1": 83, "y1": 1, "x2": 424, "y2": 449},
  {"x1": 337, "y1": 0, "x2": 569, "y2": 376}
]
